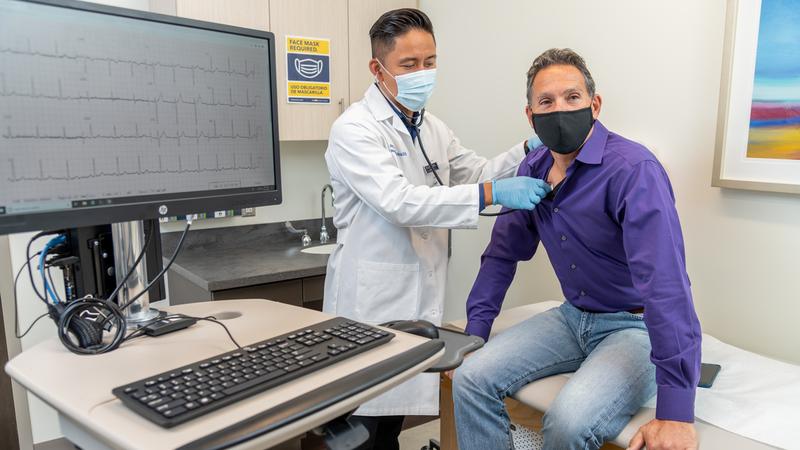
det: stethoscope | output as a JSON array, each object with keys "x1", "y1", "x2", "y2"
[
  {"x1": 407, "y1": 110, "x2": 563, "y2": 215},
  {"x1": 379, "y1": 88, "x2": 517, "y2": 217}
]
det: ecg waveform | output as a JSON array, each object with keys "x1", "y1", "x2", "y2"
[
  {"x1": 2, "y1": 120, "x2": 264, "y2": 147},
  {"x1": 0, "y1": 41, "x2": 257, "y2": 80},
  {"x1": 7, "y1": 153, "x2": 264, "y2": 183},
  {"x1": 0, "y1": 5, "x2": 275, "y2": 209},
  {"x1": 0, "y1": 75, "x2": 260, "y2": 109}
]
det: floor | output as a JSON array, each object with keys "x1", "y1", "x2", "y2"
[{"x1": 398, "y1": 419, "x2": 440, "y2": 450}]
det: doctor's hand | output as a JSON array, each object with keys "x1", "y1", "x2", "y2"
[
  {"x1": 491, "y1": 177, "x2": 551, "y2": 211},
  {"x1": 627, "y1": 419, "x2": 698, "y2": 450},
  {"x1": 525, "y1": 134, "x2": 543, "y2": 153}
]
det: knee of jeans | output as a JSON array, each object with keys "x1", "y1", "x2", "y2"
[
  {"x1": 453, "y1": 356, "x2": 495, "y2": 397},
  {"x1": 542, "y1": 404, "x2": 600, "y2": 449}
]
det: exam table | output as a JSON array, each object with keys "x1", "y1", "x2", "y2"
[{"x1": 440, "y1": 301, "x2": 797, "y2": 450}]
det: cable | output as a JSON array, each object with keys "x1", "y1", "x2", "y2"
[
  {"x1": 26, "y1": 231, "x2": 60, "y2": 303},
  {"x1": 118, "y1": 220, "x2": 191, "y2": 311},
  {"x1": 46, "y1": 267, "x2": 61, "y2": 304},
  {"x1": 13, "y1": 251, "x2": 48, "y2": 339},
  {"x1": 55, "y1": 297, "x2": 126, "y2": 355},
  {"x1": 16, "y1": 313, "x2": 49, "y2": 339},
  {"x1": 190, "y1": 315, "x2": 242, "y2": 349},
  {"x1": 39, "y1": 235, "x2": 66, "y2": 303},
  {"x1": 121, "y1": 327, "x2": 149, "y2": 343},
  {"x1": 377, "y1": 87, "x2": 522, "y2": 219}
]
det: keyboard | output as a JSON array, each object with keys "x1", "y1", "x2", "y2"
[{"x1": 112, "y1": 317, "x2": 395, "y2": 428}]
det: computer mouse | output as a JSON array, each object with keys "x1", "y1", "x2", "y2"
[{"x1": 381, "y1": 319, "x2": 439, "y2": 339}]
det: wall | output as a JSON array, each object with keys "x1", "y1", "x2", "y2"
[{"x1": 419, "y1": 0, "x2": 800, "y2": 364}]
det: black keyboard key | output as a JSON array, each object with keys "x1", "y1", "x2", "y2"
[
  {"x1": 222, "y1": 369, "x2": 286, "y2": 396},
  {"x1": 163, "y1": 406, "x2": 187, "y2": 418}
]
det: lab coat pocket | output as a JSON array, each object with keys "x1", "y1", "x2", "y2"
[{"x1": 355, "y1": 261, "x2": 419, "y2": 324}]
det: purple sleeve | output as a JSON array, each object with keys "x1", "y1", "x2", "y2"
[
  {"x1": 616, "y1": 161, "x2": 702, "y2": 423},
  {"x1": 465, "y1": 208, "x2": 540, "y2": 341}
]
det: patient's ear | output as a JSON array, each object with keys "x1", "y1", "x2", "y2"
[
  {"x1": 524, "y1": 105, "x2": 534, "y2": 128},
  {"x1": 591, "y1": 95, "x2": 602, "y2": 119}
]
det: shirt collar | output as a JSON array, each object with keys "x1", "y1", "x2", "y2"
[
  {"x1": 365, "y1": 83, "x2": 394, "y2": 121},
  {"x1": 526, "y1": 119, "x2": 609, "y2": 169},
  {"x1": 364, "y1": 83, "x2": 414, "y2": 137},
  {"x1": 575, "y1": 119, "x2": 609, "y2": 165}
]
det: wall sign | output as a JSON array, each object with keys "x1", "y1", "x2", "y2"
[{"x1": 286, "y1": 36, "x2": 330, "y2": 104}]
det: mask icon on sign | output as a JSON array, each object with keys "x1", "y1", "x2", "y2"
[{"x1": 295, "y1": 58, "x2": 323, "y2": 79}]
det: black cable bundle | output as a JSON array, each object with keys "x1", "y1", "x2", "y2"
[{"x1": 15, "y1": 220, "x2": 193, "y2": 355}]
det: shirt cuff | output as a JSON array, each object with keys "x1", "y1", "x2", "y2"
[
  {"x1": 655, "y1": 385, "x2": 696, "y2": 423},
  {"x1": 465, "y1": 320, "x2": 491, "y2": 342}
]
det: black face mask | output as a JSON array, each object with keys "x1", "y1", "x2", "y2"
[{"x1": 532, "y1": 106, "x2": 595, "y2": 154}]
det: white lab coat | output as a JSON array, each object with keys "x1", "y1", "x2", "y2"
[{"x1": 323, "y1": 84, "x2": 525, "y2": 416}]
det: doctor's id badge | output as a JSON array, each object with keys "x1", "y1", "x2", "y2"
[{"x1": 286, "y1": 36, "x2": 331, "y2": 104}]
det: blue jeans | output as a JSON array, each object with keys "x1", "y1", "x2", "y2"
[{"x1": 453, "y1": 302, "x2": 656, "y2": 450}]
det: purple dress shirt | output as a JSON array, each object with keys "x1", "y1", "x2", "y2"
[{"x1": 465, "y1": 120, "x2": 701, "y2": 423}]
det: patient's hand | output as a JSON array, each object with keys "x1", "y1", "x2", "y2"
[
  {"x1": 627, "y1": 419, "x2": 697, "y2": 450},
  {"x1": 444, "y1": 353, "x2": 472, "y2": 380}
]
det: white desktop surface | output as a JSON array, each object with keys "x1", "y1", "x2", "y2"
[{"x1": 5, "y1": 299, "x2": 444, "y2": 450}]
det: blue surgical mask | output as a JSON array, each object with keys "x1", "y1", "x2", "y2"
[{"x1": 377, "y1": 60, "x2": 436, "y2": 111}]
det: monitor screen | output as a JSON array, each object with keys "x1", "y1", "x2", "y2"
[{"x1": 0, "y1": 0, "x2": 281, "y2": 234}]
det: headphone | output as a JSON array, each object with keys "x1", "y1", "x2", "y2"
[{"x1": 49, "y1": 297, "x2": 127, "y2": 355}]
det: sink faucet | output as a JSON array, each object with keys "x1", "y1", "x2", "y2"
[
  {"x1": 285, "y1": 221, "x2": 312, "y2": 247},
  {"x1": 320, "y1": 184, "x2": 334, "y2": 244}
]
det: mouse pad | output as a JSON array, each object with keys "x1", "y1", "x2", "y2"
[{"x1": 424, "y1": 328, "x2": 485, "y2": 372}]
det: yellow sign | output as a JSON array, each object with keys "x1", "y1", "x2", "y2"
[
  {"x1": 286, "y1": 35, "x2": 331, "y2": 104},
  {"x1": 286, "y1": 37, "x2": 330, "y2": 55},
  {"x1": 288, "y1": 82, "x2": 330, "y2": 98}
]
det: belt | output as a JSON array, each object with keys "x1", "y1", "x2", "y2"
[{"x1": 573, "y1": 304, "x2": 644, "y2": 315}]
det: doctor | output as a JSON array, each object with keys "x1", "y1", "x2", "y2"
[{"x1": 323, "y1": 7, "x2": 549, "y2": 449}]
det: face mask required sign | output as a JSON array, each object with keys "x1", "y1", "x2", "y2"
[{"x1": 286, "y1": 36, "x2": 331, "y2": 104}]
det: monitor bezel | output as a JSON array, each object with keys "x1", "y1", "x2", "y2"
[{"x1": 0, "y1": 0, "x2": 282, "y2": 235}]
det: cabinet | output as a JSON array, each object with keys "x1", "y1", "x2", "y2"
[
  {"x1": 269, "y1": 0, "x2": 349, "y2": 141},
  {"x1": 155, "y1": 0, "x2": 417, "y2": 141},
  {"x1": 174, "y1": 0, "x2": 269, "y2": 30},
  {"x1": 168, "y1": 270, "x2": 326, "y2": 311}
]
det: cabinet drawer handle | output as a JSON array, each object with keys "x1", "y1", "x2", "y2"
[{"x1": 339, "y1": 98, "x2": 344, "y2": 114}]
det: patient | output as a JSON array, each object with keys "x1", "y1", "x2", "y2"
[{"x1": 452, "y1": 48, "x2": 701, "y2": 450}]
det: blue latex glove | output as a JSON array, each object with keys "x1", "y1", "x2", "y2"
[
  {"x1": 492, "y1": 177, "x2": 551, "y2": 210},
  {"x1": 526, "y1": 134, "x2": 543, "y2": 153}
]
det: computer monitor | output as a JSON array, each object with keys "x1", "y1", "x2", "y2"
[{"x1": 0, "y1": 0, "x2": 282, "y2": 235}]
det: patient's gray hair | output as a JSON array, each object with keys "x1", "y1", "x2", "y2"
[{"x1": 526, "y1": 48, "x2": 596, "y2": 104}]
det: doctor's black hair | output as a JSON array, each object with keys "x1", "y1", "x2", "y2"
[{"x1": 369, "y1": 8, "x2": 435, "y2": 60}]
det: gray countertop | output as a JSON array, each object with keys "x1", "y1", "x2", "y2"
[{"x1": 161, "y1": 218, "x2": 336, "y2": 292}]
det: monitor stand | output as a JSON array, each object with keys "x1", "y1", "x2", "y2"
[{"x1": 111, "y1": 220, "x2": 162, "y2": 327}]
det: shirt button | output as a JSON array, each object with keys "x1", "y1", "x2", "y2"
[
  {"x1": 570, "y1": 264, "x2": 577, "y2": 270},
  {"x1": 580, "y1": 291, "x2": 586, "y2": 296},
  {"x1": 428, "y1": 272, "x2": 433, "y2": 278},
  {"x1": 421, "y1": 232, "x2": 429, "y2": 240},
  {"x1": 553, "y1": 207, "x2": 560, "y2": 213},
  {"x1": 561, "y1": 235, "x2": 567, "y2": 241}
]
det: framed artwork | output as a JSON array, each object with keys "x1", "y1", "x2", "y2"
[{"x1": 713, "y1": 0, "x2": 800, "y2": 194}]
